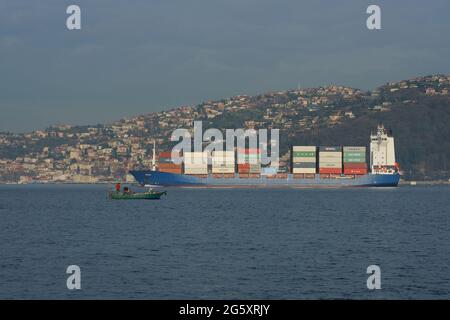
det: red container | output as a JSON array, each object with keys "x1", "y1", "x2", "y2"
[
  {"x1": 159, "y1": 151, "x2": 173, "y2": 158},
  {"x1": 158, "y1": 163, "x2": 182, "y2": 169},
  {"x1": 344, "y1": 168, "x2": 368, "y2": 175},
  {"x1": 237, "y1": 148, "x2": 260, "y2": 154},
  {"x1": 343, "y1": 163, "x2": 367, "y2": 169},
  {"x1": 238, "y1": 164, "x2": 250, "y2": 171},
  {"x1": 319, "y1": 168, "x2": 342, "y2": 174}
]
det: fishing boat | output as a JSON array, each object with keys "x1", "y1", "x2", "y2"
[{"x1": 109, "y1": 190, "x2": 167, "y2": 200}]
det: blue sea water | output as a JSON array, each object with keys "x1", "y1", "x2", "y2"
[{"x1": 0, "y1": 184, "x2": 448, "y2": 299}]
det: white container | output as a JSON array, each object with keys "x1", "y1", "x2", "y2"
[
  {"x1": 212, "y1": 151, "x2": 234, "y2": 157},
  {"x1": 212, "y1": 167, "x2": 235, "y2": 174},
  {"x1": 319, "y1": 163, "x2": 342, "y2": 168},
  {"x1": 319, "y1": 152, "x2": 342, "y2": 158},
  {"x1": 343, "y1": 146, "x2": 366, "y2": 152},
  {"x1": 184, "y1": 168, "x2": 208, "y2": 174},
  {"x1": 292, "y1": 156, "x2": 316, "y2": 163},
  {"x1": 292, "y1": 146, "x2": 316, "y2": 152},
  {"x1": 293, "y1": 168, "x2": 316, "y2": 174}
]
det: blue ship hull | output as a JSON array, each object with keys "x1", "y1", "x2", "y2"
[{"x1": 129, "y1": 170, "x2": 400, "y2": 188}]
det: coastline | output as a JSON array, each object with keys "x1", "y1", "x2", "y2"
[{"x1": 1, "y1": 180, "x2": 449, "y2": 186}]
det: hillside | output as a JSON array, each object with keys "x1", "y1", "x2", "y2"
[{"x1": 1, "y1": 74, "x2": 449, "y2": 182}]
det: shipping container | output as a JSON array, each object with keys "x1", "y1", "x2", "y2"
[
  {"x1": 319, "y1": 168, "x2": 342, "y2": 174},
  {"x1": 159, "y1": 151, "x2": 173, "y2": 158},
  {"x1": 158, "y1": 157, "x2": 176, "y2": 164},
  {"x1": 292, "y1": 156, "x2": 316, "y2": 163},
  {"x1": 293, "y1": 168, "x2": 316, "y2": 174},
  {"x1": 319, "y1": 163, "x2": 342, "y2": 168},
  {"x1": 343, "y1": 168, "x2": 368, "y2": 175},
  {"x1": 319, "y1": 161, "x2": 342, "y2": 167},
  {"x1": 343, "y1": 158, "x2": 366, "y2": 163},
  {"x1": 184, "y1": 152, "x2": 207, "y2": 163},
  {"x1": 343, "y1": 151, "x2": 365, "y2": 157},
  {"x1": 184, "y1": 168, "x2": 208, "y2": 175},
  {"x1": 158, "y1": 163, "x2": 182, "y2": 169},
  {"x1": 343, "y1": 163, "x2": 367, "y2": 169},
  {"x1": 292, "y1": 146, "x2": 316, "y2": 152},
  {"x1": 211, "y1": 167, "x2": 235, "y2": 174},
  {"x1": 292, "y1": 151, "x2": 316, "y2": 157},
  {"x1": 292, "y1": 162, "x2": 316, "y2": 169},
  {"x1": 343, "y1": 146, "x2": 366, "y2": 152},
  {"x1": 319, "y1": 151, "x2": 342, "y2": 158},
  {"x1": 237, "y1": 154, "x2": 260, "y2": 159},
  {"x1": 212, "y1": 157, "x2": 235, "y2": 163},
  {"x1": 212, "y1": 151, "x2": 234, "y2": 156},
  {"x1": 237, "y1": 148, "x2": 260, "y2": 154},
  {"x1": 319, "y1": 146, "x2": 341, "y2": 152}
]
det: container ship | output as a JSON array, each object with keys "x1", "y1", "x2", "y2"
[{"x1": 130, "y1": 125, "x2": 400, "y2": 188}]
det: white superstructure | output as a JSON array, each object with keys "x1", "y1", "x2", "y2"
[{"x1": 370, "y1": 125, "x2": 397, "y2": 174}]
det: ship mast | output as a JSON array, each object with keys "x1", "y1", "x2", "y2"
[{"x1": 152, "y1": 140, "x2": 157, "y2": 171}]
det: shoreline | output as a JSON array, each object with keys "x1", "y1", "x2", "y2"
[{"x1": 1, "y1": 180, "x2": 449, "y2": 186}]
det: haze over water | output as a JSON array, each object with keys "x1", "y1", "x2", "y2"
[{"x1": 0, "y1": 185, "x2": 448, "y2": 299}]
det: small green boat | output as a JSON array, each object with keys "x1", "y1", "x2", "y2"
[{"x1": 109, "y1": 190, "x2": 167, "y2": 200}]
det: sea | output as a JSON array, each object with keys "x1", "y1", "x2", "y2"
[{"x1": 0, "y1": 184, "x2": 448, "y2": 299}]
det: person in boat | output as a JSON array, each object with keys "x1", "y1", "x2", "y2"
[
  {"x1": 115, "y1": 183, "x2": 121, "y2": 193},
  {"x1": 123, "y1": 186, "x2": 132, "y2": 195}
]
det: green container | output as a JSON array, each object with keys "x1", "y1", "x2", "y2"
[
  {"x1": 293, "y1": 151, "x2": 316, "y2": 157},
  {"x1": 343, "y1": 152, "x2": 365, "y2": 157},
  {"x1": 343, "y1": 158, "x2": 366, "y2": 163}
]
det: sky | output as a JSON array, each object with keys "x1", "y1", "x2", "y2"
[{"x1": 1, "y1": 0, "x2": 449, "y2": 132}]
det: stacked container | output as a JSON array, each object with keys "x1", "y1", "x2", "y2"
[
  {"x1": 211, "y1": 151, "x2": 235, "y2": 174},
  {"x1": 319, "y1": 146, "x2": 342, "y2": 174},
  {"x1": 158, "y1": 151, "x2": 183, "y2": 174},
  {"x1": 237, "y1": 148, "x2": 261, "y2": 174},
  {"x1": 292, "y1": 146, "x2": 317, "y2": 174},
  {"x1": 343, "y1": 146, "x2": 367, "y2": 175},
  {"x1": 184, "y1": 151, "x2": 208, "y2": 175}
]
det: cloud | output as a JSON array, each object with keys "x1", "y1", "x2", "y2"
[{"x1": 0, "y1": 0, "x2": 450, "y2": 132}]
